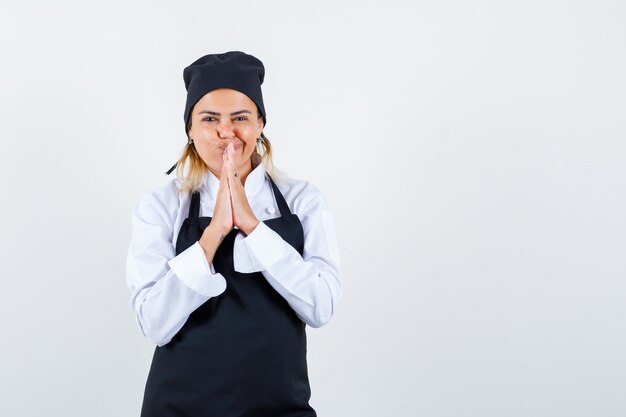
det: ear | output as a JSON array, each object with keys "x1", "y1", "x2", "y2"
[{"x1": 186, "y1": 118, "x2": 193, "y2": 137}]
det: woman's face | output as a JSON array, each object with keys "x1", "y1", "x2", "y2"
[{"x1": 188, "y1": 88, "x2": 264, "y2": 176}]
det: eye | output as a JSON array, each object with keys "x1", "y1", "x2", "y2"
[
  {"x1": 234, "y1": 116, "x2": 248, "y2": 121},
  {"x1": 202, "y1": 116, "x2": 217, "y2": 122}
]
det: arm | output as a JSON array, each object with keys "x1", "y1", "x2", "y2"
[
  {"x1": 233, "y1": 188, "x2": 343, "y2": 327},
  {"x1": 126, "y1": 191, "x2": 227, "y2": 346}
]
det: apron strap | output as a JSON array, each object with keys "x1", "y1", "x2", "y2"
[
  {"x1": 166, "y1": 162, "x2": 177, "y2": 175},
  {"x1": 189, "y1": 190, "x2": 201, "y2": 219},
  {"x1": 266, "y1": 174, "x2": 292, "y2": 216}
]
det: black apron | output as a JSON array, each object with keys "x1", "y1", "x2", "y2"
[{"x1": 140, "y1": 173, "x2": 317, "y2": 417}]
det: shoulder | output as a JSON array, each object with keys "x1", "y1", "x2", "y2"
[
  {"x1": 271, "y1": 173, "x2": 329, "y2": 215},
  {"x1": 131, "y1": 176, "x2": 185, "y2": 227}
]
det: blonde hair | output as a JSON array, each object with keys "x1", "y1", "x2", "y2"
[{"x1": 172, "y1": 113, "x2": 284, "y2": 194}]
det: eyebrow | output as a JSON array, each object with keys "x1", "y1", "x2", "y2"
[{"x1": 197, "y1": 110, "x2": 252, "y2": 116}]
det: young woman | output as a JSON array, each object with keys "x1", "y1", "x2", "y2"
[{"x1": 126, "y1": 51, "x2": 343, "y2": 417}]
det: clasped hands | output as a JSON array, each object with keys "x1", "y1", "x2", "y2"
[{"x1": 210, "y1": 141, "x2": 260, "y2": 237}]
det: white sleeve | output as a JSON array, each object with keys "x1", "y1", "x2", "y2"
[
  {"x1": 126, "y1": 191, "x2": 227, "y2": 346},
  {"x1": 232, "y1": 189, "x2": 343, "y2": 328}
]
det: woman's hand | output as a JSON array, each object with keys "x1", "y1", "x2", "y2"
[
  {"x1": 198, "y1": 149, "x2": 234, "y2": 260},
  {"x1": 208, "y1": 147, "x2": 235, "y2": 235},
  {"x1": 225, "y1": 141, "x2": 260, "y2": 236}
]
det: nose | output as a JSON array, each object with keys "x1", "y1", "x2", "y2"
[{"x1": 217, "y1": 120, "x2": 235, "y2": 139}]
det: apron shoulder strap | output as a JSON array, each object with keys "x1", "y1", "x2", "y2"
[
  {"x1": 266, "y1": 174, "x2": 292, "y2": 216},
  {"x1": 189, "y1": 190, "x2": 201, "y2": 219}
]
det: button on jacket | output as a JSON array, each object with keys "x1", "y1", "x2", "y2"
[{"x1": 126, "y1": 160, "x2": 343, "y2": 346}]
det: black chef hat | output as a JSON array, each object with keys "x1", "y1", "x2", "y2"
[{"x1": 166, "y1": 51, "x2": 266, "y2": 175}]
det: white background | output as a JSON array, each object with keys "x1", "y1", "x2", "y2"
[{"x1": 1, "y1": 1, "x2": 625, "y2": 416}]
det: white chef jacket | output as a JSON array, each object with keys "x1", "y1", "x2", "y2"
[{"x1": 126, "y1": 160, "x2": 343, "y2": 347}]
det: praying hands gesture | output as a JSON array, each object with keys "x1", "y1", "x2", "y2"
[{"x1": 199, "y1": 142, "x2": 260, "y2": 260}]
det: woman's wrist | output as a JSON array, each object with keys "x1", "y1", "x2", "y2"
[
  {"x1": 239, "y1": 219, "x2": 260, "y2": 236},
  {"x1": 199, "y1": 223, "x2": 229, "y2": 263}
]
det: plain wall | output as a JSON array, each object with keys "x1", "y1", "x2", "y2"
[{"x1": 1, "y1": 0, "x2": 624, "y2": 416}]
